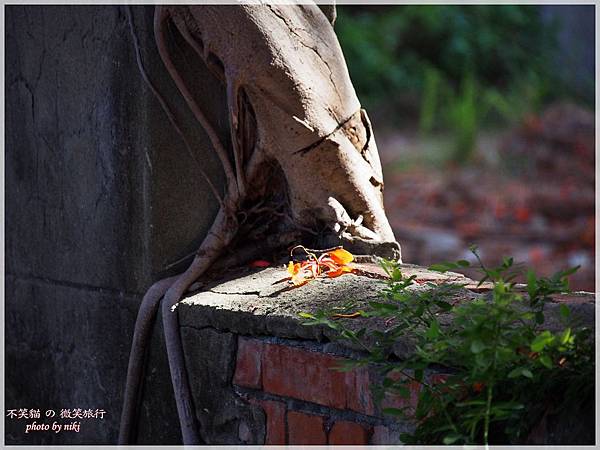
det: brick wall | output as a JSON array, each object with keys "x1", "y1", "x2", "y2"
[
  {"x1": 232, "y1": 336, "x2": 422, "y2": 445},
  {"x1": 177, "y1": 266, "x2": 595, "y2": 446}
]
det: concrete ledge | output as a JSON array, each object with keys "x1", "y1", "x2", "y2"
[
  {"x1": 179, "y1": 264, "x2": 471, "y2": 339},
  {"x1": 176, "y1": 263, "x2": 594, "y2": 445},
  {"x1": 179, "y1": 263, "x2": 594, "y2": 356}
]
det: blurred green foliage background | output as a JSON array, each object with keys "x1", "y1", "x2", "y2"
[{"x1": 336, "y1": 5, "x2": 594, "y2": 162}]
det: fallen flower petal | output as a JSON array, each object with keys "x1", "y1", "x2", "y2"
[
  {"x1": 326, "y1": 265, "x2": 354, "y2": 278},
  {"x1": 328, "y1": 248, "x2": 354, "y2": 265},
  {"x1": 332, "y1": 312, "x2": 362, "y2": 319},
  {"x1": 287, "y1": 261, "x2": 298, "y2": 275},
  {"x1": 250, "y1": 260, "x2": 271, "y2": 268},
  {"x1": 287, "y1": 246, "x2": 356, "y2": 286}
]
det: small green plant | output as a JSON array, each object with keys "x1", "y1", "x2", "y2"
[
  {"x1": 301, "y1": 248, "x2": 593, "y2": 445},
  {"x1": 444, "y1": 72, "x2": 478, "y2": 163}
]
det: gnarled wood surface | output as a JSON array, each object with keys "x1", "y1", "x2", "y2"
[{"x1": 120, "y1": 4, "x2": 400, "y2": 445}]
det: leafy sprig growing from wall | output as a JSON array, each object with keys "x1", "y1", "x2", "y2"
[{"x1": 301, "y1": 248, "x2": 593, "y2": 445}]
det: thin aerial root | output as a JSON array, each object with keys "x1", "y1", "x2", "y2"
[
  {"x1": 171, "y1": 12, "x2": 225, "y2": 83},
  {"x1": 125, "y1": 6, "x2": 223, "y2": 207},
  {"x1": 118, "y1": 275, "x2": 179, "y2": 445},
  {"x1": 160, "y1": 206, "x2": 239, "y2": 444},
  {"x1": 227, "y1": 80, "x2": 247, "y2": 198},
  {"x1": 154, "y1": 7, "x2": 238, "y2": 194},
  {"x1": 162, "y1": 290, "x2": 202, "y2": 444}
]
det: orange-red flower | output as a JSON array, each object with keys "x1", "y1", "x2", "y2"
[
  {"x1": 287, "y1": 246, "x2": 355, "y2": 286},
  {"x1": 472, "y1": 382, "x2": 485, "y2": 393},
  {"x1": 328, "y1": 248, "x2": 354, "y2": 265}
]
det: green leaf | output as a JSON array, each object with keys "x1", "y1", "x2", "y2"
[
  {"x1": 298, "y1": 312, "x2": 315, "y2": 319},
  {"x1": 340, "y1": 328, "x2": 355, "y2": 338},
  {"x1": 456, "y1": 400, "x2": 487, "y2": 407},
  {"x1": 531, "y1": 330, "x2": 553, "y2": 352},
  {"x1": 426, "y1": 320, "x2": 440, "y2": 339},
  {"x1": 443, "y1": 433, "x2": 463, "y2": 445},
  {"x1": 492, "y1": 401, "x2": 525, "y2": 411},
  {"x1": 521, "y1": 312, "x2": 535, "y2": 321},
  {"x1": 382, "y1": 407, "x2": 406, "y2": 417},
  {"x1": 507, "y1": 367, "x2": 520, "y2": 378},
  {"x1": 470, "y1": 340, "x2": 486, "y2": 353},
  {"x1": 560, "y1": 328, "x2": 571, "y2": 345},
  {"x1": 559, "y1": 303, "x2": 571, "y2": 320},
  {"x1": 414, "y1": 369, "x2": 424, "y2": 382},
  {"x1": 526, "y1": 269, "x2": 537, "y2": 298},
  {"x1": 415, "y1": 389, "x2": 433, "y2": 419},
  {"x1": 391, "y1": 385, "x2": 411, "y2": 398},
  {"x1": 508, "y1": 367, "x2": 533, "y2": 379},
  {"x1": 428, "y1": 260, "x2": 469, "y2": 272},
  {"x1": 431, "y1": 424, "x2": 458, "y2": 434},
  {"x1": 521, "y1": 368, "x2": 533, "y2": 379},
  {"x1": 368, "y1": 301, "x2": 399, "y2": 312},
  {"x1": 415, "y1": 303, "x2": 425, "y2": 317},
  {"x1": 535, "y1": 311, "x2": 545, "y2": 325},
  {"x1": 434, "y1": 300, "x2": 453, "y2": 312},
  {"x1": 399, "y1": 432, "x2": 416, "y2": 444},
  {"x1": 428, "y1": 263, "x2": 454, "y2": 272},
  {"x1": 539, "y1": 354, "x2": 553, "y2": 369},
  {"x1": 555, "y1": 265, "x2": 580, "y2": 278}
]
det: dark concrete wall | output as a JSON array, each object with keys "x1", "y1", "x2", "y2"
[{"x1": 5, "y1": 5, "x2": 227, "y2": 444}]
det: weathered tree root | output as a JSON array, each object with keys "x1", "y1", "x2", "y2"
[
  {"x1": 120, "y1": 4, "x2": 401, "y2": 445},
  {"x1": 118, "y1": 275, "x2": 178, "y2": 444}
]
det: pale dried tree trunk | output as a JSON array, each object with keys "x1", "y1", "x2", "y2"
[{"x1": 120, "y1": 4, "x2": 401, "y2": 445}]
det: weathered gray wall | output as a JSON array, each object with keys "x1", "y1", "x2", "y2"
[{"x1": 5, "y1": 5, "x2": 227, "y2": 444}]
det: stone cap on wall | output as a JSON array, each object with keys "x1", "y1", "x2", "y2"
[
  {"x1": 178, "y1": 263, "x2": 595, "y2": 359},
  {"x1": 176, "y1": 262, "x2": 595, "y2": 445}
]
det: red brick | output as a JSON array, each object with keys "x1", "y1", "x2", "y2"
[
  {"x1": 287, "y1": 411, "x2": 327, "y2": 445},
  {"x1": 233, "y1": 337, "x2": 264, "y2": 388},
  {"x1": 262, "y1": 344, "x2": 346, "y2": 409},
  {"x1": 345, "y1": 366, "x2": 375, "y2": 415},
  {"x1": 429, "y1": 373, "x2": 450, "y2": 386},
  {"x1": 328, "y1": 421, "x2": 371, "y2": 445},
  {"x1": 379, "y1": 373, "x2": 449, "y2": 417},
  {"x1": 381, "y1": 379, "x2": 421, "y2": 414},
  {"x1": 261, "y1": 400, "x2": 286, "y2": 445}
]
